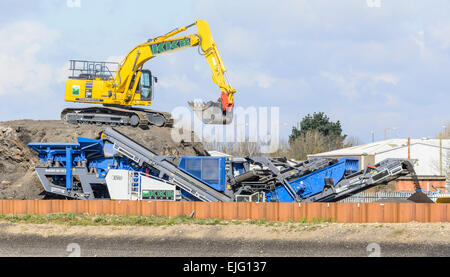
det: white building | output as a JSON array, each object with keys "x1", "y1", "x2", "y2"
[{"x1": 308, "y1": 138, "x2": 450, "y2": 176}]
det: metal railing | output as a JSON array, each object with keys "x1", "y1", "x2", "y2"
[
  {"x1": 69, "y1": 60, "x2": 119, "y2": 80},
  {"x1": 338, "y1": 191, "x2": 450, "y2": 203}
]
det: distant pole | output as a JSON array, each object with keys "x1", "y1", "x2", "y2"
[
  {"x1": 440, "y1": 131, "x2": 443, "y2": 176},
  {"x1": 371, "y1": 131, "x2": 374, "y2": 143},
  {"x1": 384, "y1": 128, "x2": 387, "y2": 140},
  {"x1": 408, "y1": 137, "x2": 411, "y2": 159}
]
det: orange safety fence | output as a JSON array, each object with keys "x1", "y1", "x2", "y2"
[{"x1": 0, "y1": 200, "x2": 449, "y2": 223}]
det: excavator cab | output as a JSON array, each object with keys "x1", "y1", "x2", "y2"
[
  {"x1": 136, "y1": 69, "x2": 154, "y2": 101},
  {"x1": 127, "y1": 69, "x2": 155, "y2": 101}
]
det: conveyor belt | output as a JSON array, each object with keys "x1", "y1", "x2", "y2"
[
  {"x1": 302, "y1": 159, "x2": 410, "y2": 202},
  {"x1": 101, "y1": 128, "x2": 231, "y2": 202}
]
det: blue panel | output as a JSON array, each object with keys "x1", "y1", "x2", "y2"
[
  {"x1": 178, "y1": 157, "x2": 226, "y2": 191},
  {"x1": 185, "y1": 158, "x2": 202, "y2": 179},
  {"x1": 232, "y1": 162, "x2": 245, "y2": 176},
  {"x1": 266, "y1": 186, "x2": 294, "y2": 202},
  {"x1": 28, "y1": 138, "x2": 105, "y2": 165},
  {"x1": 66, "y1": 147, "x2": 72, "y2": 190},
  {"x1": 28, "y1": 138, "x2": 107, "y2": 172},
  {"x1": 267, "y1": 158, "x2": 359, "y2": 202},
  {"x1": 77, "y1": 137, "x2": 105, "y2": 159}
]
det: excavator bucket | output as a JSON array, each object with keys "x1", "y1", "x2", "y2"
[{"x1": 188, "y1": 99, "x2": 233, "y2": 125}]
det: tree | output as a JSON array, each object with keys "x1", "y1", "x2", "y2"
[
  {"x1": 288, "y1": 112, "x2": 348, "y2": 160},
  {"x1": 344, "y1": 136, "x2": 362, "y2": 148},
  {"x1": 203, "y1": 140, "x2": 262, "y2": 156},
  {"x1": 289, "y1": 112, "x2": 346, "y2": 142},
  {"x1": 288, "y1": 130, "x2": 328, "y2": 160}
]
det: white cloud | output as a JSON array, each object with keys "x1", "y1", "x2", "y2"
[
  {"x1": 373, "y1": 74, "x2": 399, "y2": 85},
  {"x1": 354, "y1": 72, "x2": 399, "y2": 85},
  {"x1": 385, "y1": 94, "x2": 400, "y2": 107},
  {"x1": 56, "y1": 61, "x2": 71, "y2": 84},
  {"x1": 228, "y1": 68, "x2": 277, "y2": 89},
  {"x1": 254, "y1": 74, "x2": 277, "y2": 89},
  {"x1": 106, "y1": 55, "x2": 125, "y2": 64},
  {"x1": 223, "y1": 26, "x2": 266, "y2": 59},
  {"x1": 429, "y1": 24, "x2": 450, "y2": 50},
  {"x1": 409, "y1": 29, "x2": 450, "y2": 65},
  {"x1": 321, "y1": 71, "x2": 359, "y2": 98},
  {"x1": 158, "y1": 74, "x2": 200, "y2": 93},
  {"x1": 0, "y1": 21, "x2": 59, "y2": 96},
  {"x1": 321, "y1": 70, "x2": 399, "y2": 99}
]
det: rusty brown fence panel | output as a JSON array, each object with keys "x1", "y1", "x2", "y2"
[{"x1": 0, "y1": 200, "x2": 448, "y2": 223}]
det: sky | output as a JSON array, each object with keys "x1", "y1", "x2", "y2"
[{"x1": 0, "y1": 0, "x2": 449, "y2": 144}]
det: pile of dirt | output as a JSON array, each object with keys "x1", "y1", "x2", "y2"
[
  {"x1": 407, "y1": 191, "x2": 435, "y2": 203},
  {"x1": 0, "y1": 120, "x2": 208, "y2": 200}
]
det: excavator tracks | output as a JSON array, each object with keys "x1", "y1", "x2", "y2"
[{"x1": 61, "y1": 106, "x2": 174, "y2": 128}]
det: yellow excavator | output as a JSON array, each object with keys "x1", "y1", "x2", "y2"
[{"x1": 61, "y1": 20, "x2": 236, "y2": 127}]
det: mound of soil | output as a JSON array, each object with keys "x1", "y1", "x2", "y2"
[
  {"x1": 0, "y1": 120, "x2": 207, "y2": 200},
  {"x1": 407, "y1": 191, "x2": 434, "y2": 203}
]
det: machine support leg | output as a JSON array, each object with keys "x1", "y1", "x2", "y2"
[{"x1": 66, "y1": 147, "x2": 72, "y2": 190}]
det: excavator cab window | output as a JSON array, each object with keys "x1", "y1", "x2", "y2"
[{"x1": 138, "y1": 70, "x2": 153, "y2": 101}]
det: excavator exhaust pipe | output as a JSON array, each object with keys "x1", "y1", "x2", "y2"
[{"x1": 188, "y1": 99, "x2": 233, "y2": 125}]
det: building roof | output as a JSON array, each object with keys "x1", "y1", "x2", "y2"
[{"x1": 308, "y1": 138, "x2": 450, "y2": 157}]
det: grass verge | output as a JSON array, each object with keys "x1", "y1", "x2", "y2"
[{"x1": 0, "y1": 213, "x2": 335, "y2": 227}]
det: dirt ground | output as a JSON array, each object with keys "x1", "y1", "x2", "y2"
[
  {"x1": 1, "y1": 221, "x2": 448, "y2": 244},
  {"x1": 0, "y1": 120, "x2": 207, "y2": 200}
]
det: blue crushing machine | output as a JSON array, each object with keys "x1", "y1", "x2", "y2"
[{"x1": 28, "y1": 128, "x2": 413, "y2": 202}]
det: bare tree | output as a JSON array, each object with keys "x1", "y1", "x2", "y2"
[
  {"x1": 204, "y1": 140, "x2": 262, "y2": 156},
  {"x1": 344, "y1": 136, "x2": 362, "y2": 147},
  {"x1": 270, "y1": 139, "x2": 290, "y2": 158},
  {"x1": 287, "y1": 130, "x2": 328, "y2": 160}
]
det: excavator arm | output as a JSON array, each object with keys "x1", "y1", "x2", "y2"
[{"x1": 114, "y1": 20, "x2": 236, "y2": 124}]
